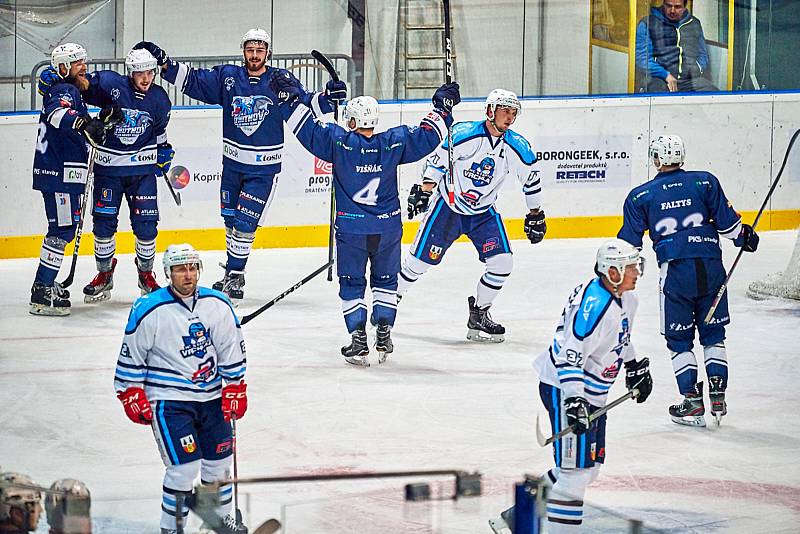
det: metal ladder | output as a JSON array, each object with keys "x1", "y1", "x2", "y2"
[{"x1": 394, "y1": 0, "x2": 455, "y2": 100}]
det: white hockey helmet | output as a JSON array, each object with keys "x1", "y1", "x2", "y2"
[
  {"x1": 343, "y1": 96, "x2": 379, "y2": 130},
  {"x1": 163, "y1": 243, "x2": 203, "y2": 278},
  {"x1": 45, "y1": 478, "x2": 91, "y2": 529},
  {"x1": 241, "y1": 28, "x2": 271, "y2": 49},
  {"x1": 0, "y1": 472, "x2": 42, "y2": 522},
  {"x1": 50, "y1": 43, "x2": 87, "y2": 75},
  {"x1": 485, "y1": 88, "x2": 521, "y2": 117},
  {"x1": 650, "y1": 134, "x2": 685, "y2": 167},
  {"x1": 595, "y1": 239, "x2": 645, "y2": 285},
  {"x1": 125, "y1": 48, "x2": 158, "y2": 75}
]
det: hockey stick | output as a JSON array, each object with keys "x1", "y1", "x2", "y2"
[
  {"x1": 161, "y1": 170, "x2": 182, "y2": 206},
  {"x1": 535, "y1": 389, "x2": 638, "y2": 447},
  {"x1": 703, "y1": 128, "x2": 800, "y2": 324},
  {"x1": 311, "y1": 49, "x2": 339, "y2": 282},
  {"x1": 231, "y1": 414, "x2": 243, "y2": 528},
  {"x1": 59, "y1": 146, "x2": 96, "y2": 289},
  {"x1": 442, "y1": 0, "x2": 456, "y2": 207},
  {"x1": 240, "y1": 259, "x2": 334, "y2": 325}
]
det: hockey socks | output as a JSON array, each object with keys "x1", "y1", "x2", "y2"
[
  {"x1": 94, "y1": 235, "x2": 116, "y2": 271},
  {"x1": 35, "y1": 235, "x2": 67, "y2": 286}
]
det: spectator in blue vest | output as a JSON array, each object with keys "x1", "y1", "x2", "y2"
[{"x1": 635, "y1": 0, "x2": 719, "y2": 92}]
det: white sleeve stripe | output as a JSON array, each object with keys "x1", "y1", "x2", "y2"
[
  {"x1": 421, "y1": 117, "x2": 445, "y2": 141},
  {"x1": 719, "y1": 219, "x2": 742, "y2": 239},
  {"x1": 48, "y1": 108, "x2": 69, "y2": 128},
  {"x1": 286, "y1": 105, "x2": 312, "y2": 135},
  {"x1": 174, "y1": 62, "x2": 189, "y2": 93},
  {"x1": 156, "y1": 133, "x2": 168, "y2": 144},
  {"x1": 310, "y1": 92, "x2": 324, "y2": 117}
]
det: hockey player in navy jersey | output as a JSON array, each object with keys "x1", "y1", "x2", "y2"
[
  {"x1": 271, "y1": 72, "x2": 459, "y2": 365},
  {"x1": 529, "y1": 239, "x2": 652, "y2": 533},
  {"x1": 618, "y1": 134, "x2": 759, "y2": 426},
  {"x1": 400, "y1": 89, "x2": 546, "y2": 342},
  {"x1": 30, "y1": 43, "x2": 119, "y2": 316},
  {"x1": 133, "y1": 29, "x2": 346, "y2": 302},
  {"x1": 114, "y1": 244, "x2": 247, "y2": 534}
]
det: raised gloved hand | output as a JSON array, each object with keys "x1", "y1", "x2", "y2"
[
  {"x1": 156, "y1": 143, "x2": 175, "y2": 176},
  {"x1": 75, "y1": 115, "x2": 106, "y2": 147},
  {"x1": 99, "y1": 103, "x2": 124, "y2": 129},
  {"x1": 432, "y1": 82, "x2": 460, "y2": 114},
  {"x1": 117, "y1": 387, "x2": 153, "y2": 425},
  {"x1": 407, "y1": 183, "x2": 432, "y2": 219},
  {"x1": 38, "y1": 66, "x2": 61, "y2": 97},
  {"x1": 325, "y1": 79, "x2": 347, "y2": 105},
  {"x1": 524, "y1": 210, "x2": 546, "y2": 244},
  {"x1": 132, "y1": 41, "x2": 169, "y2": 66},
  {"x1": 269, "y1": 70, "x2": 304, "y2": 105},
  {"x1": 733, "y1": 223, "x2": 759, "y2": 252},
  {"x1": 625, "y1": 357, "x2": 652, "y2": 403},
  {"x1": 221, "y1": 382, "x2": 248, "y2": 422},
  {"x1": 564, "y1": 396, "x2": 590, "y2": 435}
]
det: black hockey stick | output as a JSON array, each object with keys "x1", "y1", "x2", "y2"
[
  {"x1": 59, "y1": 147, "x2": 96, "y2": 289},
  {"x1": 535, "y1": 389, "x2": 638, "y2": 447},
  {"x1": 311, "y1": 49, "x2": 339, "y2": 282},
  {"x1": 231, "y1": 414, "x2": 243, "y2": 528},
  {"x1": 240, "y1": 260, "x2": 334, "y2": 325},
  {"x1": 161, "y1": 170, "x2": 182, "y2": 206},
  {"x1": 703, "y1": 128, "x2": 800, "y2": 324},
  {"x1": 442, "y1": 0, "x2": 456, "y2": 207}
]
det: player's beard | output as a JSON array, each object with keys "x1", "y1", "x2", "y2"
[
  {"x1": 246, "y1": 57, "x2": 266, "y2": 74},
  {"x1": 71, "y1": 73, "x2": 89, "y2": 91}
]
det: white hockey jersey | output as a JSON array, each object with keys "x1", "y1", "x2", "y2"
[
  {"x1": 533, "y1": 278, "x2": 638, "y2": 408},
  {"x1": 422, "y1": 120, "x2": 541, "y2": 215},
  {"x1": 114, "y1": 286, "x2": 246, "y2": 402}
]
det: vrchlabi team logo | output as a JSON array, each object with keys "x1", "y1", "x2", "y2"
[
  {"x1": 463, "y1": 156, "x2": 496, "y2": 187},
  {"x1": 231, "y1": 95, "x2": 273, "y2": 136},
  {"x1": 115, "y1": 108, "x2": 152, "y2": 145},
  {"x1": 168, "y1": 165, "x2": 191, "y2": 189},
  {"x1": 180, "y1": 322, "x2": 213, "y2": 359},
  {"x1": 180, "y1": 434, "x2": 197, "y2": 454},
  {"x1": 428, "y1": 245, "x2": 443, "y2": 261}
]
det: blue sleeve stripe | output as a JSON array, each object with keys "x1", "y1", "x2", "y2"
[
  {"x1": 221, "y1": 369, "x2": 246, "y2": 380},
  {"x1": 557, "y1": 369, "x2": 583, "y2": 376},
  {"x1": 145, "y1": 381, "x2": 223, "y2": 394},
  {"x1": 115, "y1": 369, "x2": 146, "y2": 379},
  {"x1": 504, "y1": 141, "x2": 535, "y2": 166},
  {"x1": 584, "y1": 379, "x2": 612, "y2": 391},
  {"x1": 584, "y1": 369, "x2": 615, "y2": 385},
  {"x1": 219, "y1": 360, "x2": 246, "y2": 370}
]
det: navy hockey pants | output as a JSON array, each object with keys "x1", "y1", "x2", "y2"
[
  {"x1": 92, "y1": 173, "x2": 159, "y2": 240},
  {"x1": 41, "y1": 191, "x2": 81, "y2": 242},
  {"x1": 220, "y1": 168, "x2": 276, "y2": 233},
  {"x1": 152, "y1": 398, "x2": 233, "y2": 466}
]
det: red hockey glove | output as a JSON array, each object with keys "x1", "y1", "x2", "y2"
[
  {"x1": 117, "y1": 387, "x2": 153, "y2": 425},
  {"x1": 221, "y1": 382, "x2": 248, "y2": 422}
]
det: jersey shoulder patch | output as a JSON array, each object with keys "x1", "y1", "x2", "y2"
[
  {"x1": 504, "y1": 129, "x2": 536, "y2": 165},
  {"x1": 572, "y1": 278, "x2": 614, "y2": 340},
  {"x1": 450, "y1": 120, "x2": 485, "y2": 146},
  {"x1": 125, "y1": 287, "x2": 175, "y2": 333},
  {"x1": 198, "y1": 287, "x2": 240, "y2": 323}
]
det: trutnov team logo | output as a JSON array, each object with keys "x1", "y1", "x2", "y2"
[
  {"x1": 463, "y1": 157, "x2": 496, "y2": 187},
  {"x1": 115, "y1": 108, "x2": 152, "y2": 145},
  {"x1": 168, "y1": 165, "x2": 191, "y2": 189},
  {"x1": 231, "y1": 95, "x2": 272, "y2": 136},
  {"x1": 180, "y1": 322, "x2": 213, "y2": 359}
]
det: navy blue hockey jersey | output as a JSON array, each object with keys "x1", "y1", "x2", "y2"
[
  {"x1": 618, "y1": 169, "x2": 742, "y2": 264},
  {"x1": 282, "y1": 103, "x2": 451, "y2": 234},
  {"x1": 162, "y1": 62, "x2": 334, "y2": 174},
  {"x1": 83, "y1": 70, "x2": 171, "y2": 177},
  {"x1": 32, "y1": 82, "x2": 90, "y2": 193}
]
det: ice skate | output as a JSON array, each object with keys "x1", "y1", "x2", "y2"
[
  {"x1": 342, "y1": 329, "x2": 369, "y2": 367},
  {"x1": 669, "y1": 382, "x2": 706, "y2": 427},
  {"x1": 708, "y1": 376, "x2": 727, "y2": 426},
  {"x1": 375, "y1": 324, "x2": 393, "y2": 364},
  {"x1": 82, "y1": 258, "x2": 117, "y2": 303},
  {"x1": 30, "y1": 282, "x2": 71, "y2": 316},
  {"x1": 488, "y1": 505, "x2": 515, "y2": 533},
  {"x1": 198, "y1": 513, "x2": 248, "y2": 534},
  {"x1": 136, "y1": 258, "x2": 161, "y2": 295},
  {"x1": 466, "y1": 296, "x2": 505, "y2": 343},
  {"x1": 213, "y1": 263, "x2": 245, "y2": 302}
]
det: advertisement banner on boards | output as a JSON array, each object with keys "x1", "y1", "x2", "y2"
[{"x1": 534, "y1": 135, "x2": 633, "y2": 188}]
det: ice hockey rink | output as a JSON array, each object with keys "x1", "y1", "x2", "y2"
[{"x1": 1, "y1": 232, "x2": 798, "y2": 533}]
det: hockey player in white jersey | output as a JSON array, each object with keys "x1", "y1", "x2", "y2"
[
  {"x1": 114, "y1": 244, "x2": 247, "y2": 534},
  {"x1": 531, "y1": 239, "x2": 652, "y2": 532},
  {"x1": 400, "y1": 89, "x2": 546, "y2": 342}
]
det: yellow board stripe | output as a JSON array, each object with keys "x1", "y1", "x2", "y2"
[{"x1": 2, "y1": 210, "x2": 798, "y2": 259}]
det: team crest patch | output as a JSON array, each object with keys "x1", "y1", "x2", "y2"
[
  {"x1": 463, "y1": 156, "x2": 496, "y2": 187},
  {"x1": 428, "y1": 245, "x2": 443, "y2": 261},
  {"x1": 180, "y1": 434, "x2": 197, "y2": 454},
  {"x1": 181, "y1": 322, "x2": 213, "y2": 358},
  {"x1": 482, "y1": 237, "x2": 499, "y2": 253},
  {"x1": 115, "y1": 108, "x2": 153, "y2": 145},
  {"x1": 231, "y1": 95, "x2": 273, "y2": 136},
  {"x1": 101, "y1": 188, "x2": 113, "y2": 201}
]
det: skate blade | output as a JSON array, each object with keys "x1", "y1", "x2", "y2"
[
  {"x1": 746, "y1": 288, "x2": 771, "y2": 301},
  {"x1": 377, "y1": 350, "x2": 390, "y2": 364},
  {"x1": 344, "y1": 354, "x2": 370, "y2": 367},
  {"x1": 29, "y1": 303, "x2": 70, "y2": 316},
  {"x1": 488, "y1": 517, "x2": 511, "y2": 534},
  {"x1": 712, "y1": 412, "x2": 725, "y2": 426},
  {"x1": 670, "y1": 415, "x2": 706, "y2": 427},
  {"x1": 467, "y1": 329, "x2": 505, "y2": 343},
  {"x1": 84, "y1": 290, "x2": 111, "y2": 303}
]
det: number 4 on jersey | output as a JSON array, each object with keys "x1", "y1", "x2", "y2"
[{"x1": 352, "y1": 177, "x2": 380, "y2": 206}]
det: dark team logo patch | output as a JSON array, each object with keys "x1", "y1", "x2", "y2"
[
  {"x1": 180, "y1": 322, "x2": 213, "y2": 358},
  {"x1": 463, "y1": 157, "x2": 496, "y2": 187},
  {"x1": 101, "y1": 188, "x2": 113, "y2": 201},
  {"x1": 231, "y1": 95, "x2": 272, "y2": 135}
]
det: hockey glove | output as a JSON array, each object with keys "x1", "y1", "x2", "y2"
[
  {"x1": 625, "y1": 357, "x2": 652, "y2": 403},
  {"x1": 221, "y1": 382, "x2": 248, "y2": 422},
  {"x1": 564, "y1": 396, "x2": 590, "y2": 435},
  {"x1": 99, "y1": 103, "x2": 124, "y2": 129},
  {"x1": 38, "y1": 66, "x2": 60, "y2": 97},
  {"x1": 156, "y1": 143, "x2": 175, "y2": 176},
  {"x1": 132, "y1": 41, "x2": 169, "y2": 66},
  {"x1": 524, "y1": 210, "x2": 547, "y2": 244},
  {"x1": 269, "y1": 71, "x2": 303, "y2": 105},
  {"x1": 117, "y1": 387, "x2": 153, "y2": 425},
  {"x1": 75, "y1": 115, "x2": 106, "y2": 148},
  {"x1": 325, "y1": 79, "x2": 348, "y2": 105},
  {"x1": 733, "y1": 224, "x2": 759, "y2": 252},
  {"x1": 432, "y1": 82, "x2": 460, "y2": 115},
  {"x1": 407, "y1": 184, "x2": 432, "y2": 219}
]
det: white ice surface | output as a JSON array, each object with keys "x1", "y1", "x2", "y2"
[{"x1": 1, "y1": 232, "x2": 799, "y2": 533}]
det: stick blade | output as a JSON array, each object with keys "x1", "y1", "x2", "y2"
[
  {"x1": 535, "y1": 414, "x2": 548, "y2": 447},
  {"x1": 254, "y1": 518, "x2": 282, "y2": 534}
]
